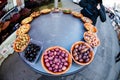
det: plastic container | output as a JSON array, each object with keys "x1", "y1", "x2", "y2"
[{"x1": 19, "y1": 39, "x2": 43, "y2": 64}]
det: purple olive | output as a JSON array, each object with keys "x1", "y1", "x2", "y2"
[
  {"x1": 85, "y1": 52, "x2": 88, "y2": 55},
  {"x1": 62, "y1": 66, "x2": 67, "y2": 70},
  {"x1": 59, "y1": 55, "x2": 62, "y2": 59},
  {"x1": 87, "y1": 51, "x2": 90, "y2": 54},
  {"x1": 44, "y1": 55, "x2": 48, "y2": 59},
  {"x1": 65, "y1": 57, "x2": 68, "y2": 61},
  {"x1": 44, "y1": 59, "x2": 49, "y2": 62},
  {"x1": 53, "y1": 69, "x2": 57, "y2": 72},
  {"x1": 52, "y1": 64, "x2": 55, "y2": 67},
  {"x1": 58, "y1": 69, "x2": 62, "y2": 72},
  {"x1": 65, "y1": 53, "x2": 68, "y2": 57},
  {"x1": 48, "y1": 57, "x2": 53, "y2": 60},
  {"x1": 64, "y1": 62, "x2": 68, "y2": 66},
  {"x1": 48, "y1": 67, "x2": 52, "y2": 71},
  {"x1": 55, "y1": 65, "x2": 58, "y2": 69},
  {"x1": 61, "y1": 53, "x2": 65, "y2": 57},
  {"x1": 55, "y1": 48, "x2": 59, "y2": 52},
  {"x1": 49, "y1": 52, "x2": 54, "y2": 56},
  {"x1": 59, "y1": 64, "x2": 63, "y2": 69},
  {"x1": 47, "y1": 50, "x2": 51, "y2": 54},
  {"x1": 81, "y1": 45, "x2": 85, "y2": 50},
  {"x1": 78, "y1": 46, "x2": 82, "y2": 51},
  {"x1": 61, "y1": 59, "x2": 65, "y2": 62},
  {"x1": 53, "y1": 52, "x2": 57, "y2": 55},
  {"x1": 79, "y1": 59, "x2": 83, "y2": 62},
  {"x1": 46, "y1": 62, "x2": 50, "y2": 67},
  {"x1": 75, "y1": 56, "x2": 79, "y2": 60},
  {"x1": 60, "y1": 62, "x2": 64, "y2": 65},
  {"x1": 54, "y1": 58, "x2": 58, "y2": 63},
  {"x1": 83, "y1": 55, "x2": 87, "y2": 60},
  {"x1": 56, "y1": 52, "x2": 60, "y2": 55},
  {"x1": 75, "y1": 44, "x2": 79, "y2": 49},
  {"x1": 85, "y1": 58, "x2": 90, "y2": 62},
  {"x1": 73, "y1": 49, "x2": 76, "y2": 54},
  {"x1": 49, "y1": 60, "x2": 53, "y2": 64},
  {"x1": 75, "y1": 48, "x2": 78, "y2": 52},
  {"x1": 79, "y1": 55, "x2": 82, "y2": 59},
  {"x1": 56, "y1": 62, "x2": 60, "y2": 65},
  {"x1": 86, "y1": 55, "x2": 89, "y2": 59},
  {"x1": 58, "y1": 49, "x2": 62, "y2": 53},
  {"x1": 73, "y1": 52, "x2": 77, "y2": 57}
]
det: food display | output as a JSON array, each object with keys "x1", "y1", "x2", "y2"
[
  {"x1": 40, "y1": 9, "x2": 51, "y2": 14},
  {"x1": 62, "y1": 8, "x2": 71, "y2": 14},
  {"x1": 21, "y1": 17, "x2": 33, "y2": 24},
  {"x1": 81, "y1": 17, "x2": 93, "y2": 24},
  {"x1": 84, "y1": 31, "x2": 100, "y2": 47},
  {"x1": 41, "y1": 46, "x2": 72, "y2": 75},
  {"x1": 16, "y1": 24, "x2": 31, "y2": 35},
  {"x1": 71, "y1": 11, "x2": 83, "y2": 18},
  {"x1": 84, "y1": 23, "x2": 97, "y2": 33},
  {"x1": 30, "y1": 11, "x2": 40, "y2": 18},
  {"x1": 24, "y1": 42, "x2": 41, "y2": 62},
  {"x1": 12, "y1": 8, "x2": 101, "y2": 75},
  {"x1": 71, "y1": 41, "x2": 94, "y2": 65},
  {"x1": 13, "y1": 34, "x2": 30, "y2": 52}
]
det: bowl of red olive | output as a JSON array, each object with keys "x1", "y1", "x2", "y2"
[
  {"x1": 41, "y1": 46, "x2": 72, "y2": 75},
  {"x1": 70, "y1": 41, "x2": 94, "y2": 66}
]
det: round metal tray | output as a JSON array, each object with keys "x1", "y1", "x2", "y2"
[{"x1": 20, "y1": 12, "x2": 97, "y2": 76}]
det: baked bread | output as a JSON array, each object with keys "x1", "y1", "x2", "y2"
[
  {"x1": 13, "y1": 34, "x2": 30, "y2": 52},
  {"x1": 21, "y1": 17, "x2": 33, "y2": 24},
  {"x1": 16, "y1": 24, "x2": 31, "y2": 35},
  {"x1": 84, "y1": 23, "x2": 97, "y2": 33}
]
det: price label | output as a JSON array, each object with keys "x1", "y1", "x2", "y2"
[{"x1": 0, "y1": 48, "x2": 9, "y2": 58}]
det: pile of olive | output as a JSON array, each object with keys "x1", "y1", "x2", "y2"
[
  {"x1": 72, "y1": 42, "x2": 93, "y2": 64},
  {"x1": 24, "y1": 42, "x2": 41, "y2": 62},
  {"x1": 43, "y1": 47, "x2": 70, "y2": 73}
]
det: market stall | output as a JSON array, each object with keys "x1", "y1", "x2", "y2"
[{"x1": 10, "y1": 7, "x2": 101, "y2": 76}]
